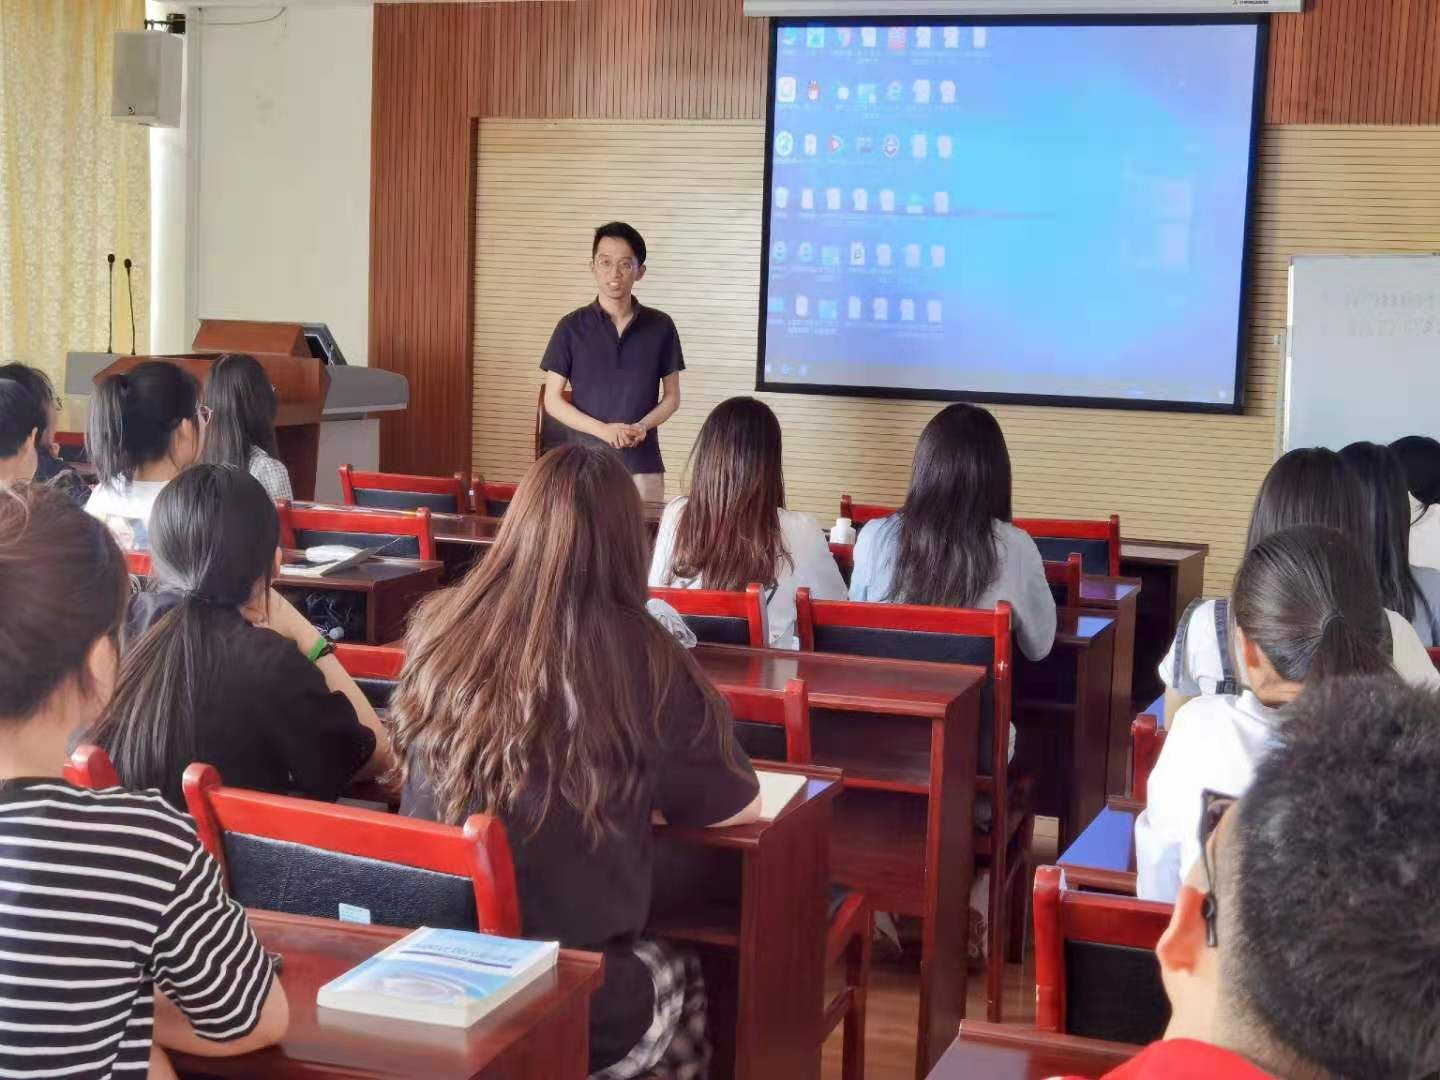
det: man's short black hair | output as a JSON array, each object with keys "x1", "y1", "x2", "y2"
[
  {"x1": 592, "y1": 222, "x2": 646, "y2": 265},
  {"x1": 0, "y1": 380, "x2": 45, "y2": 459},
  {"x1": 1229, "y1": 674, "x2": 1440, "y2": 1079}
]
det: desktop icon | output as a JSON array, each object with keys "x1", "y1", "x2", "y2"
[
  {"x1": 847, "y1": 296, "x2": 862, "y2": 319},
  {"x1": 934, "y1": 191, "x2": 950, "y2": 214},
  {"x1": 771, "y1": 240, "x2": 788, "y2": 262},
  {"x1": 879, "y1": 189, "x2": 895, "y2": 212},
  {"x1": 906, "y1": 193, "x2": 925, "y2": 214},
  {"x1": 913, "y1": 80, "x2": 931, "y2": 104},
  {"x1": 767, "y1": 295, "x2": 786, "y2": 314},
  {"x1": 900, "y1": 298, "x2": 915, "y2": 321},
  {"x1": 777, "y1": 76, "x2": 797, "y2": 103},
  {"x1": 849, "y1": 241, "x2": 866, "y2": 266},
  {"x1": 803, "y1": 133, "x2": 818, "y2": 156},
  {"x1": 861, "y1": 27, "x2": 878, "y2": 47},
  {"x1": 876, "y1": 243, "x2": 892, "y2": 266},
  {"x1": 856, "y1": 83, "x2": 877, "y2": 104},
  {"x1": 852, "y1": 188, "x2": 868, "y2": 211},
  {"x1": 856, "y1": 135, "x2": 874, "y2": 154},
  {"x1": 904, "y1": 244, "x2": 920, "y2": 267},
  {"x1": 882, "y1": 134, "x2": 900, "y2": 158},
  {"x1": 836, "y1": 85, "x2": 851, "y2": 101},
  {"x1": 828, "y1": 134, "x2": 844, "y2": 154},
  {"x1": 795, "y1": 295, "x2": 810, "y2": 316},
  {"x1": 937, "y1": 135, "x2": 953, "y2": 159},
  {"x1": 943, "y1": 26, "x2": 960, "y2": 48},
  {"x1": 807, "y1": 80, "x2": 821, "y2": 101},
  {"x1": 887, "y1": 27, "x2": 906, "y2": 49},
  {"x1": 798, "y1": 242, "x2": 815, "y2": 263},
  {"x1": 930, "y1": 245, "x2": 945, "y2": 268},
  {"x1": 873, "y1": 298, "x2": 888, "y2": 320},
  {"x1": 974, "y1": 27, "x2": 988, "y2": 48},
  {"x1": 927, "y1": 300, "x2": 943, "y2": 323},
  {"x1": 825, "y1": 187, "x2": 841, "y2": 210},
  {"x1": 915, "y1": 27, "x2": 932, "y2": 48},
  {"x1": 939, "y1": 81, "x2": 956, "y2": 104},
  {"x1": 781, "y1": 27, "x2": 800, "y2": 47},
  {"x1": 773, "y1": 186, "x2": 790, "y2": 209},
  {"x1": 911, "y1": 133, "x2": 927, "y2": 159},
  {"x1": 821, "y1": 245, "x2": 841, "y2": 266},
  {"x1": 887, "y1": 80, "x2": 904, "y2": 102},
  {"x1": 775, "y1": 131, "x2": 794, "y2": 156},
  {"x1": 819, "y1": 299, "x2": 838, "y2": 320},
  {"x1": 836, "y1": 27, "x2": 853, "y2": 47},
  {"x1": 806, "y1": 27, "x2": 826, "y2": 47},
  {"x1": 801, "y1": 188, "x2": 815, "y2": 210}
]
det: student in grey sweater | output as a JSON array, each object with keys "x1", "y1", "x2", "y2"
[{"x1": 848, "y1": 403, "x2": 1057, "y2": 662}]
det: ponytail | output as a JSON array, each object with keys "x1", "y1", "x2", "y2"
[
  {"x1": 1232, "y1": 524, "x2": 1390, "y2": 686},
  {"x1": 88, "y1": 362, "x2": 200, "y2": 486}
]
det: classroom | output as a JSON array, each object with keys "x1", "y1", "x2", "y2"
[{"x1": 2, "y1": 1, "x2": 1439, "y2": 1078}]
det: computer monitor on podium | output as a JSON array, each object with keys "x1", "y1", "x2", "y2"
[{"x1": 301, "y1": 323, "x2": 347, "y2": 366}]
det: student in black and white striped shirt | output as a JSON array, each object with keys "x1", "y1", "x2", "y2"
[{"x1": 0, "y1": 483, "x2": 288, "y2": 1079}]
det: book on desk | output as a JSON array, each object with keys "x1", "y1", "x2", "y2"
[{"x1": 317, "y1": 926, "x2": 558, "y2": 1027}]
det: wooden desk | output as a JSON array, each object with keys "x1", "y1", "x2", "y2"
[
  {"x1": 1075, "y1": 577, "x2": 1142, "y2": 796},
  {"x1": 1056, "y1": 796, "x2": 1144, "y2": 895},
  {"x1": 1119, "y1": 540, "x2": 1208, "y2": 707},
  {"x1": 277, "y1": 555, "x2": 444, "y2": 644},
  {"x1": 652, "y1": 765, "x2": 841, "y2": 1080},
  {"x1": 693, "y1": 645, "x2": 983, "y2": 1077},
  {"x1": 1014, "y1": 610, "x2": 1117, "y2": 849},
  {"x1": 927, "y1": 1021, "x2": 1136, "y2": 1079},
  {"x1": 171, "y1": 910, "x2": 604, "y2": 1079}
]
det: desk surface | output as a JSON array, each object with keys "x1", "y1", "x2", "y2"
[
  {"x1": 929, "y1": 1022, "x2": 1136, "y2": 1079},
  {"x1": 1077, "y1": 577, "x2": 1142, "y2": 607},
  {"x1": 278, "y1": 552, "x2": 446, "y2": 591},
  {"x1": 171, "y1": 910, "x2": 603, "y2": 1080}
]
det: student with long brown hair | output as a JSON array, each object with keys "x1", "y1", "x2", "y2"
[
  {"x1": 393, "y1": 443, "x2": 760, "y2": 1078},
  {"x1": 649, "y1": 395, "x2": 846, "y2": 647}
]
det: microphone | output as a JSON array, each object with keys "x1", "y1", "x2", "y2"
[
  {"x1": 106, "y1": 253, "x2": 115, "y2": 353},
  {"x1": 123, "y1": 258, "x2": 136, "y2": 355}
]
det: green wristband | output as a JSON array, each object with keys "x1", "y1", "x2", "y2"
[{"x1": 307, "y1": 637, "x2": 335, "y2": 663}]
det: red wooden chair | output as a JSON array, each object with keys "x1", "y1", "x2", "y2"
[
  {"x1": 472, "y1": 475, "x2": 519, "y2": 517},
  {"x1": 335, "y1": 643, "x2": 406, "y2": 710},
  {"x1": 64, "y1": 744, "x2": 120, "y2": 789},
  {"x1": 829, "y1": 541, "x2": 854, "y2": 584},
  {"x1": 182, "y1": 762, "x2": 520, "y2": 936},
  {"x1": 794, "y1": 592, "x2": 1031, "y2": 1022},
  {"x1": 722, "y1": 680, "x2": 870, "y2": 1080},
  {"x1": 1129, "y1": 713, "x2": 1167, "y2": 803},
  {"x1": 1428, "y1": 647, "x2": 1440, "y2": 672},
  {"x1": 838, "y1": 493, "x2": 896, "y2": 526},
  {"x1": 1044, "y1": 553, "x2": 1083, "y2": 608},
  {"x1": 1033, "y1": 865, "x2": 1172, "y2": 1044},
  {"x1": 123, "y1": 551, "x2": 151, "y2": 577},
  {"x1": 1015, "y1": 515, "x2": 1121, "y2": 577},
  {"x1": 339, "y1": 464, "x2": 468, "y2": 515},
  {"x1": 648, "y1": 583, "x2": 768, "y2": 647},
  {"x1": 277, "y1": 499, "x2": 436, "y2": 561}
]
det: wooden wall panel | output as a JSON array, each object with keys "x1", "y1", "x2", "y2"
[
  {"x1": 474, "y1": 122, "x2": 1440, "y2": 591},
  {"x1": 375, "y1": 0, "x2": 1440, "y2": 484}
]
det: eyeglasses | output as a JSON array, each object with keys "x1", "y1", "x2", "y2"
[
  {"x1": 593, "y1": 256, "x2": 639, "y2": 275},
  {"x1": 1198, "y1": 788, "x2": 1237, "y2": 948},
  {"x1": 197, "y1": 404, "x2": 213, "y2": 425}
]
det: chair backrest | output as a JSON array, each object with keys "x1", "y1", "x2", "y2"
[
  {"x1": 648, "y1": 583, "x2": 767, "y2": 647},
  {"x1": 335, "y1": 643, "x2": 405, "y2": 709},
  {"x1": 1015, "y1": 515, "x2": 1121, "y2": 577},
  {"x1": 1033, "y1": 865, "x2": 1172, "y2": 1044},
  {"x1": 838, "y1": 494, "x2": 897, "y2": 528},
  {"x1": 182, "y1": 762, "x2": 520, "y2": 936},
  {"x1": 795, "y1": 591, "x2": 1010, "y2": 783},
  {"x1": 277, "y1": 499, "x2": 436, "y2": 561},
  {"x1": 1429, "y1": 647, "x2": 1440, "y2": 673},
  {"x1": 1045, "y1": 553, "x2": 1083, "y2": 607},
  {"x1": 473, "y1": 476, "x2": 518, "y2": 517},
  {"x1": 829, "y1": 541, "x2": 854, "y2": 584},
  {"x1": 339, "y1": 465, "x2": 467, "y2": 515},
  {"x1": 720, "y1": 678, "x2": 812, "y2": 765},
  {"x1": 64, "y1": 744, "x2": 120, "y2": 789},
  {"x1": 535, "y1": 384, "x2": 574, "y2": 459},
  {"x1": 1129, "y1": 713, "x2": 1167, "y2": 803},
  {"x1": 124, "y1": 551, "x2": 151, "y2": 577}
]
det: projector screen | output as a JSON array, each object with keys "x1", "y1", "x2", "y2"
[{"x1": 757, "y1": 19, "x2": 1265, "y2": 412}]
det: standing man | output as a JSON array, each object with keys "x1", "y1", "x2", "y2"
[{"x1": 539, "y1": 222, "x2": 683, "y2": 506}]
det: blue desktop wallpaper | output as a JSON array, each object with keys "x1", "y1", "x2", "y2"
[{"x1": 761, "y1": 22, "x2": 1261, "y2": 406}]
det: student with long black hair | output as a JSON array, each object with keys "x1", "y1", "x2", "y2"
[
  {"x1": 0, "y1": 484, "x2": 287, "y2": 1079},
  {"x1": 1340, "y1": 440, "x2": 1440, "y2": 646},
  {"x1": 199, "y1": 353, "x2": 293, "y2": 499},
  {"x1": 848, "y1": 402, "x2": 1056, "y2": 660},
  {"x1": 87, "y1": 465, "x2": 390, "y2": 807},
  {"x1": 84, "y1": 360, "x2": 205, "y2": 549},
  {"x1": 0, "y1": 362, "x2": 89, "y2": 502},
  {"x1": 1136, "y1": 524, "x2": 1394, "y2": 902},
  {"x1": 1158, "y1": 447, "x2": 1440, "y2": 721},
  {"x1": 1390, "y1": 434, "x2": 1440, "y2": 571}
]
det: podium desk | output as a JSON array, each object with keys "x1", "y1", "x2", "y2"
[
  {"x1": 275, "y1": 554, "x2": 443, "y2": 645},
  {"x1": 170, "y1": 911, "x2": 603, "y2": 1080}
]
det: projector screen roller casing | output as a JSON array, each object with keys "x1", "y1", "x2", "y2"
[{"x1": 756, "y1": 17, "x2": 1267, "y2": 412}]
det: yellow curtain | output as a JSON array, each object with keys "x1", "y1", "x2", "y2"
[{"x1": 0, "y1": 0, "x2": 150, "y2": 391}]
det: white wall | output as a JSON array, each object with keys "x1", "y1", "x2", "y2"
[{"x1": 153, "y1": 4, "x2": 373, "y2": 363}]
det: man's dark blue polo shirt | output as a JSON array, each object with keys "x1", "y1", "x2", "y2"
[{"x1": 539, "y1": 297, "x2": 685, "y2": 475}]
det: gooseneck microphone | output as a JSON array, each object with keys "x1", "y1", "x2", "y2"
[
  {"x1": 123, "y1": 258, "x2": 136, "y2": 355},
  {"x1": 106, "y1": 253, "x2": 116, "y2": 353}
]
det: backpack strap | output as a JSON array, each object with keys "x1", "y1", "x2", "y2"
[
  {"x1": 1172, "y1": 596, "x2": 1211, "y2": 690},
  {"x1": 1214, "y1": 598, "x2": 1241, "y2": 695}
]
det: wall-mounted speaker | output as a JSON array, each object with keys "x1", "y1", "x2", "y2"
[{"x1": 112, "y1": 31, "x2": 183, "y2": 128}]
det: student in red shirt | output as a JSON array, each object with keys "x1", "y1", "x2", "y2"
[{"x1": 1064, "y1": 675, "x2": 1440, "y2": 1080}]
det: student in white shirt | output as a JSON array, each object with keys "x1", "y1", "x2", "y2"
[
  {"x1": 1390, "y1": 435, "x2": 1440, "y2": 572},
  {"x1": 1159, "y1": 447, "x2": 1440, "y2": 722},
  {"x1": 1340, "y1": 441, "x2": 1440, "y2": 646},
  {"x1": 848, "y1": 402, "x2": 1056, "y2": 662},
  {"x1": 84, "y1": 360, "x2": 205, "y2": 550},
  {"x1": 649, "y1": 396, "x2": 845, "y2": 648},
  {"x1": 1136, "y1": 524, "x2": 1393, "y2": 902},
  {"x1": 199, "y1": 353, "x2": 293, "y2": 500}
]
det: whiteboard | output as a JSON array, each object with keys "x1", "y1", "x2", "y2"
[{"x1": 1285, "y1": 255, "x2": 1440, "y2": 451}]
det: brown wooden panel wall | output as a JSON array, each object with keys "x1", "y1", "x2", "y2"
[{"x1": 372, "y1": 0, "x2": 1440, "y2": 476}]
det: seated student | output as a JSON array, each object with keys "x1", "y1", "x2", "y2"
[
  {"x1": 0, "y1": 362, "x2": 89, "y2": 502},
  {"x1": 1070, "y1": 676, "x2": 1440, "y2": 1080},
  {"x1": 1136, "y1": 525, "x2": 1392, "y2": 902},
  {"x1": 85, "y1": 464, "x2": 391, "y2": 808},
  {"x1": 1341, "y1": 440, "x2": 1440, "y2": 646},
  {"x1": 0, "y1": 380, "x2": 42, "y2": 487},
  {"x1": 392, "y1": 444, "x2": 761, "y2": 1078},
  {"x1": 199, "y1": 353, "x2": 293, "y2": 500},
  {"x1": 85, "y1": 360, "x2": 205, "y2": 550},
  {"x1": 0, "y1": 484, "x2": 287, "y2": 1079},
  {"x1": 1159, "y1": 447, "x2": 1439, "y2": 722},
  {"x1": 1390, "y1": 433, "x2": 1440, "y2": 571},
  {"x1": 649, "y1": 396, "x2": 846, "y2": 648},
  {"x1": 849, "y1": 402, "x2": 1057, "y2": 661}
]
